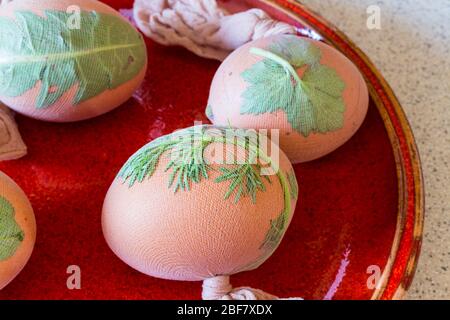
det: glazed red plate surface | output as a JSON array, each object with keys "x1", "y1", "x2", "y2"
[{"x1": 0, "y1": 0, "x2": 423, "y2": 300}]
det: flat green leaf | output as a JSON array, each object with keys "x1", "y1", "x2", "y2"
[
  {"x1": 0, "y1": 196, "x2": 24, "y2": 261},
  {"x1": 287, "y1": 169, "x2": 298, "y2": 200},
  {"x1": 271, "y1": 36, "x2": 321, "y2": 67},
  {"x1": 0, "y1": 10, "x2": 147, "y2": 109},
  {"x1": 240, "y1": 36, "x2": 346, "y2": 137},
  {"x1": 259, "y1": 210, "x2": 287, "y2": 252},
  {"x1": 241, "y1": 59, "x2": 295, "y2": 115}
]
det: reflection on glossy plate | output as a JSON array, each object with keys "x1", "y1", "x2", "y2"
[{"x1": 0, "y1": 0, "x2": 423, "y2": 300}]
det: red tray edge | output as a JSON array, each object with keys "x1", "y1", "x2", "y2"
[{"x1": 256, "y1": 0, "x2": 424, "y2": 300}]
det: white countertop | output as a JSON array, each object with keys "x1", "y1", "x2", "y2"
[{"x1": 298, "y1": 0, "x2": 450, "y2": 299}]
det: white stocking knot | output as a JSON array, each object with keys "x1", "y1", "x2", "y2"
[
  {"x1": 202, "y1": 276, "x2": 302, "y2": 300},
  {"x1": 133, "y1": 0, "x2": 297, "y2": 61},
  {"x1": 0, "y1": 103, "x2": 27, "y2": 161}
]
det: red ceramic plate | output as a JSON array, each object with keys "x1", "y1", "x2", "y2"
[{"x1": 0, "y1": 0, "x2": 423, "y2": 300}]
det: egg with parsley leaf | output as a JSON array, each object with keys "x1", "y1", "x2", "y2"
[{"x1": 207, "y1": 35, "x2": 368, "y2": 163}]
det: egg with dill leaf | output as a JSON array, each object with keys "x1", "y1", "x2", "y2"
[
  {"x1": 0, "y1": 0, "x2": 147, "y2": 122},
  {"x1": 0, "y1": 171, "x2": 36, "y2": 290},
  {"x1": 206, "y1": 35, "x2": 369, "y2": 163},
  {"x1": 102, "y1": 125, "x2": 298, "y2": 281}
]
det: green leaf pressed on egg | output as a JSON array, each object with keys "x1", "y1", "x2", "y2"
[
  {"x1": 215, "y1": 164, "x2": 271, "y2": 204},
  {"x1": 287, "y1": 169, "x2": 298, "y2": 200},
  {"x1": 241, "y1": 36, "x2": 346, "y2": 137},
  {"x1": 118, "y1": 126, "x2": 275, "y2": 204},
  {"x1": 0, "y1": 10, "x2": 147, "y2": 109},
  {"x1": 0, "y1": 196, "x2": 24, "y2": 261},
  {"x1": 259, "y1": 210, "x2": 287, "y2": 252}
]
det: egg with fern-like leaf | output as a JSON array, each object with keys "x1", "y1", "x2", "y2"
[
  {"x1": 102, "y1": 125, "x2": 298, "y2": 281},
  {"x1": 0, "y1": 0, "x2": 147, "y2": 122},
  {"x1": 206, "y1": 35, "x2": 369, "y2": 163}
]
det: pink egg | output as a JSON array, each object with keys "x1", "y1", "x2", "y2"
[
  {"x1": 102, "y1": 126, "x2": 298, "y2": 281},
  {"x1": 207, "y1": 35, "x2": 369, "y2": 163},
  {"x1": 0, "y1": 0, "x2": 147, "y2": 122},
  {"x1": 0, "y1": 171, "x2": 36, "y2": 290}
]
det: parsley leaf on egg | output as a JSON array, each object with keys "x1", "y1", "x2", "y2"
[
  {"x1": 241, "y1": 36, "x2": 346, "y2": 137},
  {"x1": 287, "y1": 169, "x2": 298, "y2": 200}
]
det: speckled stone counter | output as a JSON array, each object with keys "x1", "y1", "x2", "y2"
[{"x1": 298, "y1": 0, "x2": 450, "y2": 299}]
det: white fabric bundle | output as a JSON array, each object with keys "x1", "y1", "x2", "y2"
[
  {"x1": 133, "y1": 0, "x2": 297, "y2": 60},
  {"x1": 0, "y1": 103, "x2": 27, "y2": 161}
]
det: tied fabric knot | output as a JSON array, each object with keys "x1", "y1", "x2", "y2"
[
  {"x1": 133, "y1": 0, "x2": 297, "y2": 61},
  {"x1": 0, "y1": 103, "x2": 27, "y2": 161},
  {"x1": 202, "y1": 276, "x2": 302, "y2": 300}
]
